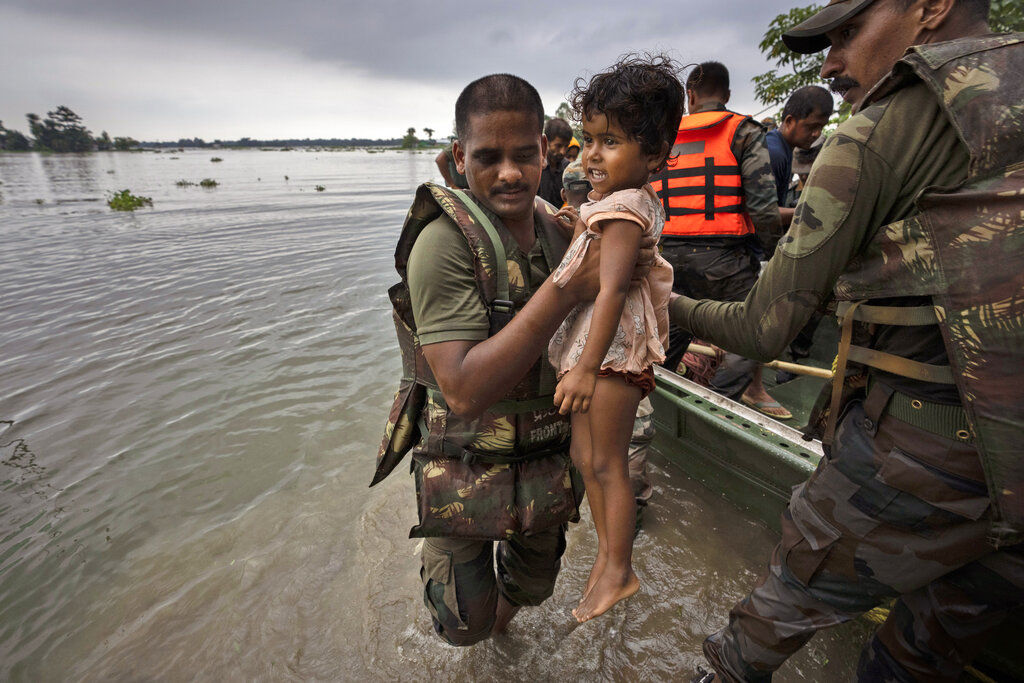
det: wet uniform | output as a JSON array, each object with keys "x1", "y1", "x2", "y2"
[
  {"x1": 671, "y1": 39, "x2": 1024, "y2": 681},
  {"x1": 405, "y1": 195, "x2": 572, "y2": 645}
]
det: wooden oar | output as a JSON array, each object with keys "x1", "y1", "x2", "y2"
[{"x1": 686, "y1": 343, "x2": 834, "y2": 380}]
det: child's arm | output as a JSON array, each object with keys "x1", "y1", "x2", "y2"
[{"x1": 554, "y1": 218, "x2": 642, "y2": 414}]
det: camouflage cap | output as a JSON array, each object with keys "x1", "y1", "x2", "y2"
[
  {"x1": 783, "y1": 0, "x2": 875, "y2": 54},
  {"x1": 792, "y1": 134, "x2": 825, "y2": 175},
  {"x1": 562, "y1": 160, "x2": 591, "y2": 192}
]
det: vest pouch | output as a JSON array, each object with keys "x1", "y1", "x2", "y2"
[
  {"x1": 515, "y1": 452, "x2": 583, "y2": 535},
  {"x1": 371, "y1": 377, "x2": 425, "y2": 487},
  {"x1": 410, "y1": 452, "x2": 518, "y2": 540}
]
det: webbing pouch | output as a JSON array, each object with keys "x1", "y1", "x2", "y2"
[{"x1": 410, "y1": 451, "x2": 580, "y2": 541}]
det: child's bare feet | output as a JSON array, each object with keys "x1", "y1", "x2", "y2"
[
  {"x1": 572, "y1": 568, "x2": 639, "y2": 622},
  {"x1": 581, "y1": 552, "x2": 607, "y2": 603}
]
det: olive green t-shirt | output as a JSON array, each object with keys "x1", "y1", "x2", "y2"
[
  {"x1": 407, "y1": 212, "x2": 554, "y2": 346},
  {"x1": 670, "y1": 80, "x2": 970, "y2": 403}
]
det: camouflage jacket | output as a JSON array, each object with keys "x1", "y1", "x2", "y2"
[
  {"x1": 834, "y1": 33, "x2": 1024, "y2": 546},
  {"x1": 372, "y1": 183, "x2": 581, "y2": 541},
  {"x1": 671, "y1": 33, "x2": 1024, "y2": 545}
]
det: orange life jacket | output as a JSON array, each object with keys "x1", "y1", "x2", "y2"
[{"x1": 650, "y1": 110, "x2": 755, "y2": 238}]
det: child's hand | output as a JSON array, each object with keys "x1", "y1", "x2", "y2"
[
  {"x1": 554, "y1": 365, "x2": 597, "y2": 414},
  {"x1": 554, "y1": 206, "x2": 584, "y2": 239}
]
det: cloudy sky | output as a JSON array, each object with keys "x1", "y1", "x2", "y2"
[{"x1": 0, "y1": 0, "x2": 806, "y2": 142}]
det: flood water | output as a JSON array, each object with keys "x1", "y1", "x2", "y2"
[{"x1": 0, "y1": 149, "x2": 871, "y2": 680}]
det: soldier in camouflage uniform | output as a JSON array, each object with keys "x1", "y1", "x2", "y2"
[
  {"x1": 670, "y1": 0, "x2": 1024, "y2": 680},
  {"x1": 373, "y1": 74, "x2": 657, "y2": 645}
]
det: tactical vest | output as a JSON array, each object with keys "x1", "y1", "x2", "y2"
[
  {"x1": 371, "y1": 183, "x2": 580, "y2": 541},
  {"x1": 829, "y1": 34, "x2": 1024, "y2": 547},
  {"x1": 650, "y1": 110, "x2": 756, "y2": 238}
]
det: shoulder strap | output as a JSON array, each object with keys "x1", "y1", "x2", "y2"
[{"x1": 450, "y1": 188, "x2": 509, "y2": 302}]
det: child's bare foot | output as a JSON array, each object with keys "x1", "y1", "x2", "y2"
[
  {"x1": 581, "y1": 553, "x2": 607, "y2": 603},
  {"x1": 572, "y1": 568, "x2": 639, "y2": 622}
]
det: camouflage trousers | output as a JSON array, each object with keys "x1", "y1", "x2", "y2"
[
  {"x1": 421, "y1": 524, "x2": 566, "y2": 646},
  {"x1": 629, "y1": 396, "x2": 655, "y2": 507},
  {"x1": 707, "y1": 393, "x2": 1024, "y2": 682}
]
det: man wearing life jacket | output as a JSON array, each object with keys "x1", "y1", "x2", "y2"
[
  {"x1": 373, "y1": 74, "x2": 655, "y2": 646},
  {"x1": 651, "y1": 61, "x2": 789, "y2": 419},
  {"x1": 670, "y1": 1, "x2": 1024, "y2": 680}
]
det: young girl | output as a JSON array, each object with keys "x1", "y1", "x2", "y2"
[{"x1": 548, "y1": 54, "x2": 683, "y2": 622}]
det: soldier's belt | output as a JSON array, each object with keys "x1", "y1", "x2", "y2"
[
  {"x1": 433, "y1": 439, "x2": 570, "y2": 465},
  {"x1": 425, "y1": 388, "x2": 558, "y2": 414},
  {"x1": 869, "y1": 379, "x2": 975, "y2": 444},
  {"x1": 835, "y1": 301, "x2": 955, "y2": 385}
]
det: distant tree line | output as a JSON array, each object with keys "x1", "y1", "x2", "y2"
[
  {"x1": 1, "y1": 105, "x2": 436, "y2": 152},
  {"x1": 0, "y1": 105, "x2": 138, "y2": 152},
  {"x1": 143, "y1": 136, "x2": 404, "y2": 148}
]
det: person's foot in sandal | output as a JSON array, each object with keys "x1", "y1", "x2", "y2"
[{"x1": 740, "y1": 388, "x2": 792, "y2": 420}]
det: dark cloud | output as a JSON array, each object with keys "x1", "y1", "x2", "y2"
[{"x1": 4, "y1": 0, "x2": 798, "y2": 102}]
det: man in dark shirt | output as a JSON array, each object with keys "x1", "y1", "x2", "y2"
[
  {"x1": 765, "y1": 85, "x2": 832, "y2": 227},
  {"x1": 537, "y1": 117, "x2": 572, "y2": 206}
]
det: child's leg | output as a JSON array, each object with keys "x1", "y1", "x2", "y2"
[
  {"x1": 570, "y1": 409, "x2": 608, "y2": 600},
  {"x1": 573, "y1": 375, "x2": 642, "y2": 622}
]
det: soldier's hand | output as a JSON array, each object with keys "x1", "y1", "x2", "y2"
[
  {"x1": 634, "y1": 234, "x2": 657, "y2": 283},
  {"x1": 559, "y1": 234, "x2": 658, "y2": 303}
]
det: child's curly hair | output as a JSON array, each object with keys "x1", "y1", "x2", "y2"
[{"x1": 569, "y1": 53, "x2": 685, "y2": 170}]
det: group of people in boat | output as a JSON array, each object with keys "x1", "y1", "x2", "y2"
[{"x1": 373, "y1": 0, "x2": 1024, "y2": 679}]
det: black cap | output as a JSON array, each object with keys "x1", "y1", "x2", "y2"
[{"x1": 782, "y1": 0, "x2": 876, "y2": 54}]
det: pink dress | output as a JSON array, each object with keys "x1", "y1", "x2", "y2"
[{"x1": 548, "y1": 184, "x2": 674, "y2": 377}]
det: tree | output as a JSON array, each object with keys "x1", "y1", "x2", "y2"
[
  {"x1": 95, "y1": 131, "x2": 113, "y2": 151},
  {"x1": 5, "y1": 130, "x2": 30, "y2": 151},
  {"x1": 0, "y1": 121, "x2": 31, "y2": 151},
  {"x1": 755, "y1": 2, "x2": 1024, "y2": 118},
  {"x1": 114, "y1": 136, "x2": 139, "y2": 151},
  {"x1": 401, "y1": 127, "x2": 419, "y2": 149},
  {"x1": 26, "y1": 106, "x2": 93, "y2": 152},
  {"x1": 423, "y1": 127, "x2": 435, "y2": 142},
  {"x1": 553, "y1": 102, "x2": 582, "y2": 141},
  {"x1": 990, "y1": 0, "x2": 1024, "y2": 32}
]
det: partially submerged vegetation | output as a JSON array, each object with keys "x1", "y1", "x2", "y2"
[
  {"x1": 176, "y1": 178, "x2": 219, "y2": 188},
  {"x1": 107, "y1": 190, "x2": 152, "y2": 211}
]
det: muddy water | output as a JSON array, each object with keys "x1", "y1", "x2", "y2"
[{"x1": 0, "y1": 149, "x2": 870, "y2": 680}]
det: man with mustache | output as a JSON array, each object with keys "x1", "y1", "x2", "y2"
[
  {"x1": 670, "y1": 0, "x2": 1024, "y2": 680},
  {"x1": 374, "y1": 73, "x2": 654, "y2": 645}
]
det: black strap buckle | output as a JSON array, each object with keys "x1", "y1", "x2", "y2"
[{"x1": 489, "y1": 299, "x2": 516, "y2": 335}]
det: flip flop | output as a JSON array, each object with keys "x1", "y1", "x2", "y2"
[{"x1": 741, "y1": 395, "x2": 793, "y2": 420}]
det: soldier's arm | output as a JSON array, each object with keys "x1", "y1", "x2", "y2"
[
  {"x1": 670, "y1": 132, "x2": 895, "y2": 362},
  {"x1": 736, "y1": 122, "x2": 783, "y2": 252},
  {"x1": 410, "y1": 219, "x2": 588, "y2": 420},
  {"x1": 434, "y1": 150, "x2": 457, "y2": 188}
]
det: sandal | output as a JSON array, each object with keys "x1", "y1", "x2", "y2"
[{"x1": 741, "y1": 395, "x2": 793, "y2": 420}]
